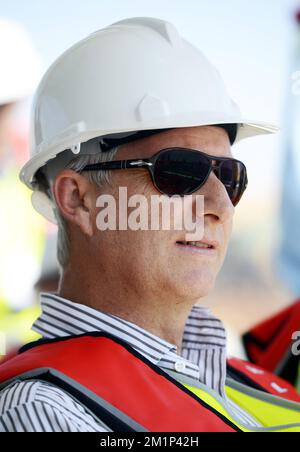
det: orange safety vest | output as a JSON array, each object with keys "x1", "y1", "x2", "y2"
[{"x1": 0, "y1": 332, "x2": 299, "y2": 432}]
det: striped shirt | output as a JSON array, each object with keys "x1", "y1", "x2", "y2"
[{"x1": 0, "y1": 293, "x2": 260, "y2": 431}]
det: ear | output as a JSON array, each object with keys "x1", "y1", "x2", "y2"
[{"x1": 53, "y1": 169, "x2": 95, "y2": 237}]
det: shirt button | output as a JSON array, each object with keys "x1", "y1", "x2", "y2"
[{"x1": 174, "y1": 361, "x2": 186, "y2": 372}]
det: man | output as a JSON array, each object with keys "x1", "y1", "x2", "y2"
[{"x1": 0, "y1": 17, "x2": 299, "y2": 432}]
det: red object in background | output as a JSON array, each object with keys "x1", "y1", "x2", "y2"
[
  {"x1": 296, "y1": 9, "x2": 300, "y2": 24},
  {"x1": 243, "y1": 299, "x2": 300, "y2": 386},
  {"x1": 228, "y1": 357, "x2": 300, "y2": 403}
]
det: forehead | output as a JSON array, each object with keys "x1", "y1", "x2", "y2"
[{"x1": 116, "y1": 126, "x2": 232, "y2": 160}]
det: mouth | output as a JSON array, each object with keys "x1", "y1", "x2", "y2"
[{"x1": 175, "y1": 239, "x2": 218, "y2": 254}]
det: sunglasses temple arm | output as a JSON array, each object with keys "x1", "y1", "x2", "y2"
[
  {"x1": 81, "y1": 159, "x2": 153, "y2": 172},
  {"x1": 81, "y1": 161, "x2": 122, "y2": 171}
]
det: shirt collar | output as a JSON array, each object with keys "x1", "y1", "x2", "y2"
[
  {"x1": 32, "y1": 292, "x2": 177, "y2": 364},
  {"x1": 32, "y1": 293, "x2": 226, "y2": 365},
  {"x1": 182, "y1": 304, "x2": 227, "y2": 350}
]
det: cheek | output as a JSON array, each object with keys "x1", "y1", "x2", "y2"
[
  {"x1": 96, "y1": 229, "x2": 163, "y2": 265},
  {"x1": 114, "y1": 169, "x2": 155, "y2": 196},
  {"x1": 130, "y1": 171, "x2": 158, "y2": 199}
]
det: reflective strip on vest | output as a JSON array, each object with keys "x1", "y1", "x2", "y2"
[{"x1": 165, "y1": 368, "x2": 300, "y2": 432}]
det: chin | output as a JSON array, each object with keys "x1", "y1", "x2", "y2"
[{"x1": 173, "y1": 271, "x2": 217, "y2": 300}]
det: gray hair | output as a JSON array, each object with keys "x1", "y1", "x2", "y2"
[{"x1": 40, "y1": 145, "x2": 119, "y2": 268}]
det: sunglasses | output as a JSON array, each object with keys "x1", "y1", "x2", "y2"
[{"x1": 81, "y1": 147, "x2": 248, "y2": 206}]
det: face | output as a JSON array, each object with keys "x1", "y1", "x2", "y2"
[{"x1": 86, "y1": 125, "x2": 235, "y2": 304}]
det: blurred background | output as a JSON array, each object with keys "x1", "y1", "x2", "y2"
[{"x1": 1, "y1": 0, "x2": 300, "y2": 360}]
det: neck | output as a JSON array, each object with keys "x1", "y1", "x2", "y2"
[{"x1": 58, "y1": 264, "x2": 195, "y2": 355}]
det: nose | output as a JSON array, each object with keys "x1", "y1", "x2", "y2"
[{"x1": 194, "y1": 171, "x2": 235, "y2": 224}]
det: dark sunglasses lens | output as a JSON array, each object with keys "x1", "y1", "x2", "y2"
[
  {"x1": 220, "y1": 160, "x2": 247, "y2": 206},
  {"x1": 153, "y1": 150, "x2": 211, "y2": 195}
]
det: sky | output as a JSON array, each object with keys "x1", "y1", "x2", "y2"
[{"x1": 1, "y1": 0, "x2": 300, "y2": 201}]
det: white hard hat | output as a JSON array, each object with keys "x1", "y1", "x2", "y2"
[
  {"x1": 0, "y1": 19, "x2": 41, "y2": 105},
  {"x1": 20, "y1": 16, "x2": 278, "y2": 223}
]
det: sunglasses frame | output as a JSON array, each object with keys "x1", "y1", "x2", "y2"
[{"x1": 81, "y1": 147, "x2": 248, "y2": 206}]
